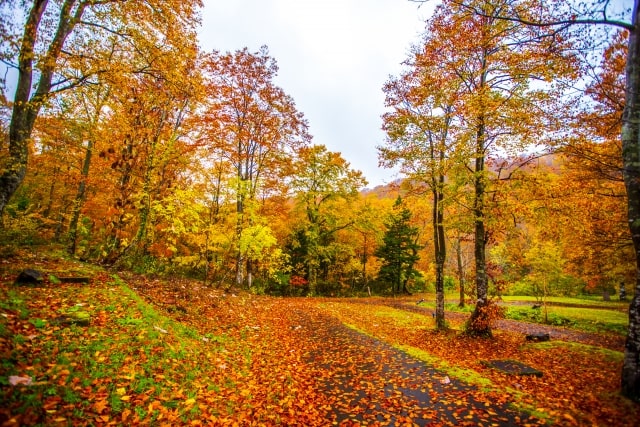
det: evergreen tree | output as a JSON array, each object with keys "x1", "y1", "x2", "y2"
[{"x1": 375, "y1": 197, "x2": 422, "y2": 294}]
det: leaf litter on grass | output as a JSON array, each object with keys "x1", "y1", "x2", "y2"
[{"x1": 2, "y1": 249, "x2": 639, "y2": 426}]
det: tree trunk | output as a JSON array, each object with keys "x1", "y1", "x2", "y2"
[
  {"x1": 103, "y1": 137, "x2": 135, "y2": 264},
  {"x1": 54, "y1": 198, "x2": 70, "y2": 241},
  {"x1": 434, "y1": 181, "x2": 446, "y2": 329},
  {"x1": 136, "y1": 178, "x2": 151, "y2": 250},
  {"x1": 468, "y1": 114, "x2": 491, "y2": 336},
  {"x1": 456, "y1": 235, "x2": 465, "y2": 308},
  {"x1": 1, "y1": 0, "x2": 86, "y2": 217},
  {"x1": 235, "y1": 236, "x2": 244, "y2": 288},
  {"x1": 435, "y1": 259, "x2": 445, "y2": 327},
  {"x1": 67, "y1": 139, "x2": 94, "y2": 255},
  {"x1": 362, "y1": 234, "x2": 368, "y2": 288},
  {"x1": 246, "y1": 258, "x2": 253, "y2": 289},
  {"x1": 621, "y1": 0, "x2": 640, "y2": 401},
  {"x1": 235, "y1": 172, "x2": 245, "y2": 287},
  {"x1": 136, "y1": 108, "x2": 170, "y2": 253},
  {"x1": 42, "y1": 167, "x2": 59, "y2": 219}
]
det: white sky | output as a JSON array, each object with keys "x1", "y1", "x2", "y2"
[{"x1": 198, "y1": 0, "x2": 434, "y2": 188}]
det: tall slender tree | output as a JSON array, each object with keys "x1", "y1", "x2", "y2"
[{"x1": 381, "y1": 52, "x2": 464, "y2": 327}]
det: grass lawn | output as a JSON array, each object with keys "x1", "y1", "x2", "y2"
[
  {"x1": 499, "y1": 295, "x2": 629, "y2": 309},
  {"x1": 408, "y1": 293, "x2": 629, "y2": 336},
  {"x1": 412, "y1": 292, "x2": 629, "y2": 308},
  {"x1": 505, "y1": 305, "x2": 629, "y2": 335}
]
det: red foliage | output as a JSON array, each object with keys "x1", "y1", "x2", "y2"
[{"x1": 289, "y1": 275, "x2": 308, "y2": 287}]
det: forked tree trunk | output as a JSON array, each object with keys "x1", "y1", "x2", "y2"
[{"x1": 1, "y1": 1, "x2": 86, "y2": 217}]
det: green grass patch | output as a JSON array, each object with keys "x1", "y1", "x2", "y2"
[
  {"x1": 505, "y1": 305, "x2": 628, "y2": 335},
  {"x1": 398, "y1": 344, "x2": 493, "y2": 389},
  {"x1": 28, "y1": 318, "x2": 46, "y2": 328},
  {"x1": 0, "y1": 290, "x2": 29, "y2": 318},
  {"x1": 0, "y1": 272, "x2": 243, "y2": 424},
  {"x1": 524, "y1": 340, "x2": 624, "y2": 362},
  {"x1": 500, "y1": 295, "x2": 628, "y2": 309},
  {"x1": 370, "y1": 306, "x2": 431, "y2": 327}
]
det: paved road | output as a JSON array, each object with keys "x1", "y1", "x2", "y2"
[{"x1": 282, "y1": 305, "x2": 543, "y2": 426}]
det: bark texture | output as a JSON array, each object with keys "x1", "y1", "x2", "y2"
[{"x1": 621, "y1": 0, "x2": 640, "y2": 402}]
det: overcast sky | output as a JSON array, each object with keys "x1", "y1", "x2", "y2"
[{"x1": 199, "y1": 0, "x2": 434, "y2": 188}]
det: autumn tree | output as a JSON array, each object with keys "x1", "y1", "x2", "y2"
[
  {"x1": 381, "y1": 49, "x2": 466, "y2": 327},
  {"x1": 422, "y1": 0, "x2": 640, "y2": 400},
  {"x1": 288, "y1": 144, "x2": 367, "y2": 294},
  {"x1": 557, "y1": 32, "x2": 635, "y2": 295},
  {"x1": 411, "y1": 0, "x2": 639, "y2": 397},
  {"x1": 201, "y1": 47, "x2": 310, "y2": 288},
  {"x1": 62, "y1": 15, "x2": 202, "y2": 265},
  {"x1": 409, "y1": 0, "x2": 577, "y2": 336},
  {"x1": 375, "y1": 196, "x2": 422, "y2": 295},
  {"x1": 0, "y1": 0, "x2": 203, "y2": 219},
  {"x1": 348, "y1": 195, "x2": 392, "y2": 292},
  {"x1": 57, "y1": 32, "x2": 201, "y2": 258}
]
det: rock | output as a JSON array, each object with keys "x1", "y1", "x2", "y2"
[
  {"x1": 525, "y1": 332, "x2": 550, "y2": 342},
  {"x1": 483, "y1": 359, "x2": 543, "y2": 377},
  {"x1": 14, "y1": 269, "x2": 44, "y2": 285},
  {"x1": 53, "y1": 311, "x2": 91, "y2": 327}
]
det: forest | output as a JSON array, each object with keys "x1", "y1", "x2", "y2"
[{"x1": 1, "y1": 0, "x2": 640, "y2": 419}]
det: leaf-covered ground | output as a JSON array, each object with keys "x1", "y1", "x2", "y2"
[{"x1": 1, "y1": 249, "x2": 638, "y2": 426}]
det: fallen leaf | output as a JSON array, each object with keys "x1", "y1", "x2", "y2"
[{"x1": 9, "y1": 375, "x2": 32, "y2": 386}]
